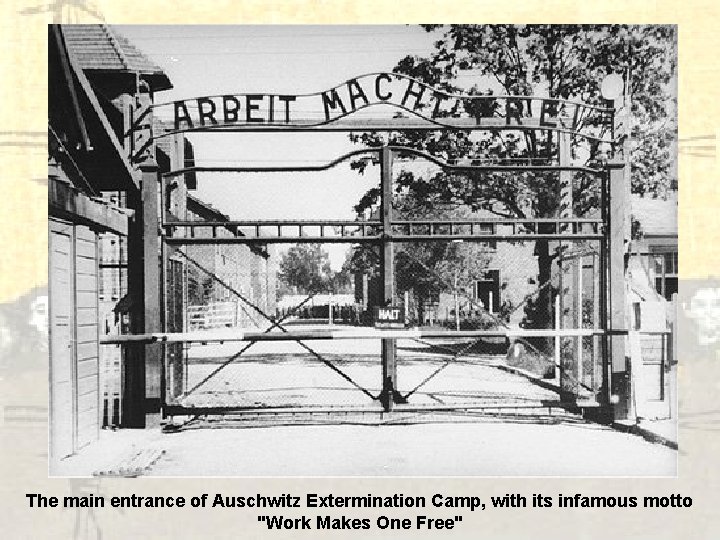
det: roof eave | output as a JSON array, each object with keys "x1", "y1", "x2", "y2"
[{"x1": 83, "y1": 68, "x2": 173, "y2": 92}]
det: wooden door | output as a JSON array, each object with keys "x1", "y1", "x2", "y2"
[
  {"x1": 74, "y1": 225, "x2": 100, "y2": 449},
  {"x1": 49, "y1": 219, "x2": 75, "y2": 459}
]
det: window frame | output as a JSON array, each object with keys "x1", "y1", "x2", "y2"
[
  {"x1": 651, "y1": 246, "x2": 678, "y2": 301},
  {"x1": 474, "y1": 269, "x2": 500, "y2": 313}
]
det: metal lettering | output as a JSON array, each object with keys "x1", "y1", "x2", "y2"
[
  {"x1": 155, "y1": 75, "x2": 614, "y2": 143},
  {"x1": 197, "y1": 97, "x2": 218, "y2": 126},
  {"x1": 278, "y1": 95, "x2": 296, "y2": 123},
  {"x1": 375, "y1": 73, "x2": 392, "y2": 101},
  {"x1": 571, "y1": 103, "x2": 582, "y2": 133},
  {"x1": 222, "y1": 95, "x2": 240, "y2": 123},
  {"x1": 505, "y1": 97, "x2": 523, "y2": 125},
  {"x1": 173, "y1": 101, "x2": 193, "y2": 130},
  {"x1": 346, "y1": 78, "x2": 369, "y2": 110},
  {"x1": 321, "y1": 88, "x2": 348, "y2": 121},
  {"x1": 401, "y1": 80, "x2": 425, "y2": 110},
  {"x1": 432, "y1": 92, "x2": 447, "y2": 118},
  {"x1": 245, "y1": 94, "x2": 263, "y2": 123},
  {"x1": 539, "y1": 99, "x2": 557, "y2": 128}
]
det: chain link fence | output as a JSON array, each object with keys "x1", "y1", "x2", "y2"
[
  {"x1": 386, "y1": 235, "x2": 605, "y2": 408},
  {"x1": 164, "y1": 243, "x2": 383, "y2": 410},
  {"x1": 162, "y1": 228, "x2": 605, "y2": 411}
]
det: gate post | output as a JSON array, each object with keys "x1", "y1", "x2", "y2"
[
  {"x1": 379, "y1": 146, "x2": 398, "y2": 412},
  {"x1": 124, "y1": 188, "x2": 145, "y2": 428},
  {"x1": 123, "y1": 162, "x2": 162, "y2": 427},
  {"x1": 607, "y1": 160, "x2": 630, "y2": 420},
  {"x1": 135, "y1": 82, "x2": 162, "y2": 427},
  {"x1": 141, "y1": 161, "x2": 163, "y2": 426},
  {"x1": 558, "y1": 131, "x2": 572, "y2": 391},
  {"x1": 124, "y1": 84, "x2": 163, "y2": 428}
]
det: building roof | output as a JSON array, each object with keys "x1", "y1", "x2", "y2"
[
  {"x1": 187, "y1": 193, "x2": 269, "y2": 259},
  {"x1": 186, "y1": 193, "x2": 229, "y2": 222},
  {"x1": 49, "y1": 25, "x2": 138, "y2": 193},
  {"x1": 61, "y1": 24, "x2": 172, "y2": 91},
  {"x1": 631, "y1": 192, "x2": 678, "y2": 238},
  {"x1": 186, "y1": 194, "x2": 268, "y2": 259}
]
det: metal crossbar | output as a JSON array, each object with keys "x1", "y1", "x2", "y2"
[
  {"x1": 165, "y1": 233, "x2": 602, "y2": 244},
  {"x1": 162, "y1": 145, "x2": 606, "y2": 178},
  {"x1": 102, "y1": 327, "x2": 605, "y2": 344},
  {"x1": 163, "y1": 217, "x2": 602, "y2": 244}
]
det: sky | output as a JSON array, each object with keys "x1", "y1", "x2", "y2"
[{"x1": 118, "y1": 25, "x2": 441, "y2": 268}]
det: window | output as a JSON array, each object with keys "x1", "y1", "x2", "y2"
[
  {"x1": 474, "y1": 269, "x2": 500, "y2": 313},
  {"x1": 653, "y1": 250, "x2": 678, "y2": 301},
  {"x1": 99, "y1": 266, "x2": 125, "y2": 301}
]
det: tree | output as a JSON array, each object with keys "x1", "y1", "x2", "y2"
[
  {"x1": 350, "y1": 185, "x2": 493, "y2": 323},
  {"x1": 350, "y1": 24, "x2": 677, "y2": 328},
  {"x1": 330, "y1": 248, "x2": 355, "y2": 294},
  {"x1": 278, "y1": 244, "x2": 333, "y2": 294}
]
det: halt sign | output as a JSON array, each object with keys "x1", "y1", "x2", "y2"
[{"x1": 374, "y1": 306, "x2": 404, "y2": 329}]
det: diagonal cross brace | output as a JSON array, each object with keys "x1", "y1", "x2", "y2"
[
  {"x1": 182, "y1": 294, "x2": 316, "y2": 397},
  {"x1": 402, "y1": 339, "x2": 481, "y2": 400},
  {"x1": 175, "y1": 248, "x2": 378, "y2": 401},
  {"x1": 398, "y1": 248, "x2": 569, "y2": 398}
]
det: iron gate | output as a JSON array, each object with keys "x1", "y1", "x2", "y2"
[
  {"x1": 158, "y1": 146, "x2": 611, "y2": 417},
  {"x1": 102, "y1": 74, "x2": 629, "y2": 421}
]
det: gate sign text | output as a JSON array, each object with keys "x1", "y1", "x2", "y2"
[
  {"x1": 374, "y1": 306, "x2": 405, "y2": 329},
  {"x1": 150, "y1": 73, "x2": 613, "y2": 142}
]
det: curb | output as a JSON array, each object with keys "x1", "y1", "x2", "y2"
[
  {"x1": 94, "y1": 445, "x2": 167, "y2": 477},
  {"x1": 611, "y1": 421, "x2": 678, "y2": 450}
]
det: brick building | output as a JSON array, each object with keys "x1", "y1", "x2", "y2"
[{"x1": 181, "y1": 194, "x2": 277, "y2": 330}]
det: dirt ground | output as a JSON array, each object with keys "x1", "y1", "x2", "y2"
[
  {"x1": 50, "y1": 415, "x2": 677, "y2": 477},
  {"x1": 150, "y1": 420, "x2": 677, "y2": 477},
  {"x1": 174, "y1": 331, "x2": 558, "y2": 409},
  {"x1": 48, "y1": 330, "x2": 677, "y2": 477}
]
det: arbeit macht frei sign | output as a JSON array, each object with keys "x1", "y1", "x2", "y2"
[{"x1": 147, "y1": 73, "x2": 613, "y2": 141}]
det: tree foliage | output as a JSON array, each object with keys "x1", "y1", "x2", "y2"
[
  {"x1": 278, "y1": 244, "x2": 353, "y2": 295},
  {"x1": 350, "y1": 186, "x2": 493, "y2": 321},
  {"x1": 352, "y1": 24, "x2": 676, "y2": 216},
  {"x1": 349, "y1": 25, "x2": 676, "y2": 328},
  {"x1": 278, "y1": 244, "x2": 333, "y2": 294}
]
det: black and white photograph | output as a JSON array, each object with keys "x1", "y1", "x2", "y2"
[{"x1": 46, "y1": 23, "x2": 679, "y2": 477}]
